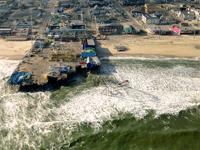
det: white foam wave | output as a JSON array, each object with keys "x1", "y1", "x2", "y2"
[
  {"x1": 100, "y1": 56, "x2": 200, "y2": 61},
  {"x1": 55, "y1": 64, "x2": 200, "y2": 126},
  {"x1": 0, "y1": 59, "x2": 19, "y2": 80},
  {"x1": 0, "y1": 59, "x2": 200, "y2": 149}
]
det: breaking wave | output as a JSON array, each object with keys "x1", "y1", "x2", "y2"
[{"x1": 0, "y1": 59, "x2": 200, "y2": 149}]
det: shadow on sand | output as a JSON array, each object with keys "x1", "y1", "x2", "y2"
[{"x1": 96, "y1": 41, "x2": 113, "y2": 58}]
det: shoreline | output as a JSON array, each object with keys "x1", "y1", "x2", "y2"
[
  {"x1": 2, "y1": 55, "x2": 200, "y2": 63},
  {"x1": 2, "y1": 53, "x2": 200, "y2": 61},
  {"x1": 100, "y1": 55, "x2": 200, "y2": 61}
]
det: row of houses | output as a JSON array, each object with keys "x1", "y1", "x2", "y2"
[
  {"x1": 0, "y1": 27, "x2": 31, "y2": 36},
  {"x1": 120, "y1": 0, "x2": 200, "y2": 5},
  {"x1": 0, "y1": 8, "x2": 11, "y2": 20},
  {"x1": 120, "y1": 0, "x2": 145, "y2": 6},
  {"x1": 88, "y1": 0, "x2": 112, "y2": 7},
  {"x1": 132, "y1": 10, "x2": 181, "y2": 25},
  {"x1": 172, "y1": 6, "x2": 200, "y2": 21},
  {"x1": 131, "y1": 4, "x2": 200, "y2": 26},
  {"x1": 150, "y1": 23, "x2": 200, "y2": 35},
  {"x1": 97, "y1": 22, "x2": 200, "y2": 35},
  {"x1": 90, "y1": 2, "x2": 128, "y2": 24},
  {"x1": 49, "y1": 5, "x2": 200, "y2": 37},
  {"x1": 0, "y1": 21, "x2": 32, "y2": 39},
  {"x1": 0, "y1": 0, "x2": 6, "y2": 6}
]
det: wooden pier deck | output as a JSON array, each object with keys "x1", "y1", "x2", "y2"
[{"x1": 15, "y1": 41, "x2": 82, "y2": 86}]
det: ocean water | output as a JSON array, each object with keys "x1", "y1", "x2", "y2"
[{"x1": 0, "y1": 59, "x2": 200, "y2": 149}]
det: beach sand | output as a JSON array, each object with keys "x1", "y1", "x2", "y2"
[
  {"x1": 97, "y1": 35, "x2": 200, "y2": 58},
  {"x1": 1, "y1": 35, "x2": 200, "y2": 60},
  {"x1": 0, "y1": 38, "x2": 33, "y2": 60}
]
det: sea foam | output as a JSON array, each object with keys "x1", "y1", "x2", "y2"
[
  {"x1": 55, "y1": 63, "x2": 200, "y2": 126},
  {"x1": 0, "y1": 59, "x2": 200, "y2": 149}
]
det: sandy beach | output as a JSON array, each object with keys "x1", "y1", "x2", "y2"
[
  {"x1": 1, "y1": 35, "x2": 200, "y2": 60},
  {"x1": 0, "y1": 39, "x2": 33, "y2": 60},
  {"x1": 97, "y1": 35, "x2": 200, "y2": 58}
]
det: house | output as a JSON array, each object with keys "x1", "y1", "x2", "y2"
[
  {"x1": 98, "y1": 23, "x2": 124, "y2": 35},
  {"x1": 52, "y1": 28, "x2": 92, "y2": 42},
  {"x1": 132, "y1": 11, "x2": 144, "y2": 18},
  {"x1": 0, "y1": 28, "x2": 12, "y2": 36},
  {"x1": 159, "y1": 17, "x2": 180, "y2": 25},
  {"x1": 179, "y1": 7, "x2": 199, "y2": 21},
  {"x1": 11, "y1": 21, "x2": 31, "y2": 38},
  {"x1": 12, "y1": 27, "x2": 30, "y2": 38},
  {"x1": 146, "y1": 0, "x2": 176, "y2": 3},
  {"x1": 0, "y1": 0, "x2": 6, "y2": 6},
  {"x1": 86, "y1": 39, "x2": 96, "y2": 49},
  {"x1": 89, "y1": 0, "x2": 111, "y2": 7},
  {"x1": 48, "y1": 23, "x2": 60, "y2": 31},
  {"x1": 0, "y1": 8, "x2": 11, "y2": 18},
  {"x1": 180, "y1": 24, "x2": 198, "y2": 34},
  {"x1": 151, "y1": 25, "x2": 173, "y2": 35},
  {"x1": 146, "y1": 14, "x2": 161, "y2": 24},
  {"x1": 70, "y1": 20, "x2": 86, "y2": 29},
  {"x1": 123, "y1": 24, "x2": 140, "y2": 34},
  {"x1": 59, "y1": 1, "x2": 73, "y2": 8},
  {"x1": 120, "y1": 0, "x2": 145, "y2": 6},
  {"x1": 15, "y1": 21, "x2": 32, "y2": 29}
]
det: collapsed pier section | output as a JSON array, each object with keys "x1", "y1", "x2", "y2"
[{"x1": 9, "y1": 37, "x2": 101, "y2": 88}]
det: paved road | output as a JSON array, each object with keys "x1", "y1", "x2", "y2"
[
  {"x1": 38, "y1": 0, "x2": 59, "y2": 35},
  {"x1": 111, "y1": 0, "x2": 144, "y2": 30}
]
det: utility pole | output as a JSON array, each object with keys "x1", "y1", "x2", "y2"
[
  {"x1": 95, "y1": 16, "x2": 97, "y2": 31},
  {"x1": 81, "y1": 11, "x2": 83, "y2": 21},
  {"x1": 18, "y1": 0, "x2": 22, "y2": 8},
  {"x1": 194, "y1": 26, "x2": 196, "y2": 39},
  {"x1": 30, "y1": 8, "x2": 33, "y2": 47},
  {"x1": 40, "y1": 0, "x2": 42, "y2": 9}
]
